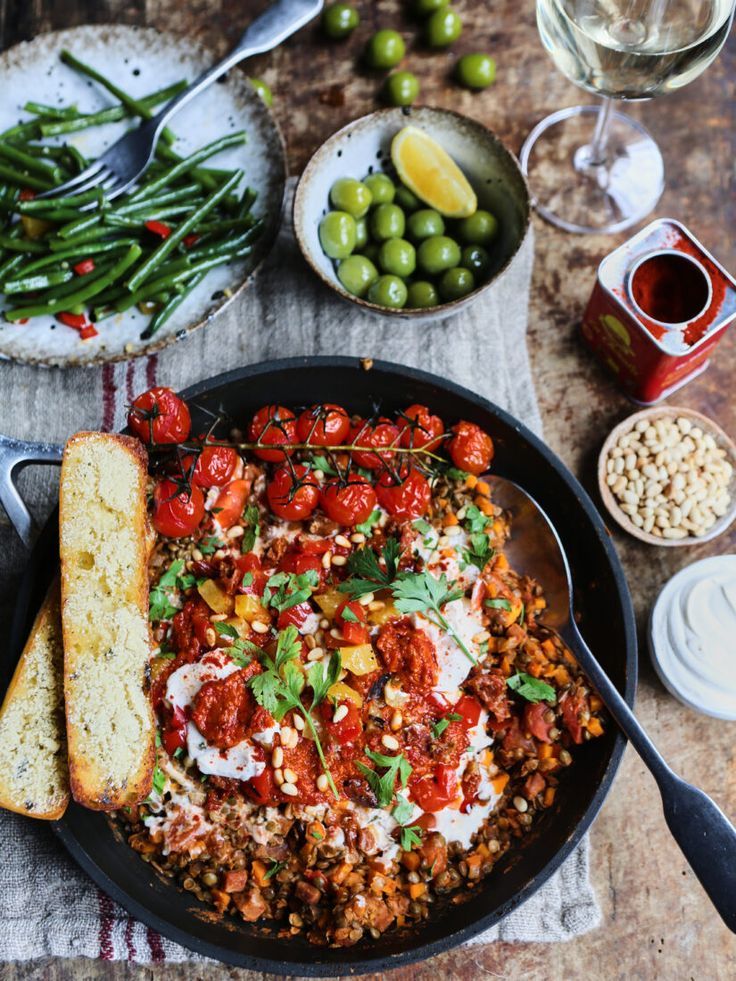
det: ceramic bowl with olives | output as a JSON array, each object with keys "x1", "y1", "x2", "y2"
[{"x1": 293, "y1": 107, "x2": 531, "y2": 321}]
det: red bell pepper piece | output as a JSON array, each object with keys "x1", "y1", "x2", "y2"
[
  {"x1": 145, "y1": 220, "x2": 172, "y2": 239},
  {"x1": 73, "y1": 258, "x2": 96, "y2": 276}
]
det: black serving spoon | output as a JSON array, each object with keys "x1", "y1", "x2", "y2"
[{"x1": 487, "y1": 474, "x2": 736, "y2": 935}]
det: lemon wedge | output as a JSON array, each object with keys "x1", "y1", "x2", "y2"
[{"x1": 391, "y1": 125, "x2": 477, "y2": 219}]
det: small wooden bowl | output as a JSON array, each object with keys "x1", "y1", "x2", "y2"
[{"x1": 597, "y1": 406, "x2": 736, "y2": 546}]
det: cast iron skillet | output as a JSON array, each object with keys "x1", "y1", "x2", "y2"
[{"x1": 8, "y1": 357, "x2": 637, "y2": 975}]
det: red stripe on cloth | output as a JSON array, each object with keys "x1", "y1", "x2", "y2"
[
  {"x1": 124, "y1": 916, "x2": 135, "y2": 960},
  {"x1": 98, "y1": 888, "x2": 115, "y2": 960},
  {"x1": 125, "y1": 360, "x2": 136, "y2": 406},
  {"x1": 101, "y1": 363, "x2": 117, "y2": 433},
  {"x1": 146, "y1": 353, "x2": 158, "y2": 389},
  {"x1": 147, "y1": 926, "x2": 165, "y2": 962}
]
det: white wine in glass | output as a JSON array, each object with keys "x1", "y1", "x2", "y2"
[{"x1": 521, "y1": 0, "x2": 736, "y2": 233}]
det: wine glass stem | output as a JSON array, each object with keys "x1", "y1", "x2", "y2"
[{"x1": 588, "y1": 97, "x2": 614, "y2": 166}]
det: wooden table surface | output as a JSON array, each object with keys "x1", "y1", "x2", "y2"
[{"x1": 1, "y1": 1, "x2": 734, "y2": 979}]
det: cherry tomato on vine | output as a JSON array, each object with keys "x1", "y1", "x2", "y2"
[
  {"x1": 128, "y1": 387, "x2": 191, "y2": 444},
  {"x1": 267, "y1": 464, "x2": 320, "y2": 521},
  {"x1": 213, "y1": 478, "x2": 251, "y2": 530},
  {"x1": 398, "y1": 404, "x2": 444, "y2": 451},
  {"x1": 447, "y1": 420, "x2": 494, "y2": 475},
  {"x1": 349, "y1": 418, "x2": 401, "y2": 470},
  {"x1": 248, "y1": 405, "x2": 298, "y2": 462},
  {"x1": 184, "y1": 445, "x2": 239, "y2": 488},
  {"x1": 152, "y1": 479, "x2": 204, "y2": 538},
  {"x1": 320, "y1": 473, "x2": 377, "y2": 525},
  {"x1": 296, "y1": 403, "x2": 351, "y2": 446},
  {"x1": 376, "y1": 466, "x2": 431, "y2": 519}
]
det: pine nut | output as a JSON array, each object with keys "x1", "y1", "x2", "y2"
[
  {"x1": 322, "y1": 552, "x2": 332, "y2": 569},
  {"x1": 272, "y1": 746, "x2": 284, "y2": 768},
  {"x1": 368, "y1": 600, "x2": 385, "y2": 612},
  {"x1": 283, "y1": 768, "x2": 298, "y2": 784},
  {"x1": 274, "y1": 768, "x2": 284, "y2": 785},
  {"x1": 358, "y1": 592, "x2": 375, "y2": 605},
  {"x1": 331, "y1": 555, "x2": 347, "y2": 566},
  {"x1": 333, "y1": 704, "x2": 348, "y2": 723},
  {"x1": 317, "y1": 774, "x2": 329, "y2": 792},
  {"x1": 381, "y1": 734, "x2": 400, "y2": 751},
  {"x1": 281, "y1": 782, "x2": 298, "y2": 796},
  {"x1": 307, "y1": 647, "x2": 324, "y2": 662},
  {"x1": 205, "y1": 627, "x2": 217, "y2": 647},
  {"x1": 335, "y1": 534, "x2": 351, "y2": 548},
  {"x1": 513, "y1": 796, "x2": 528, "y2": 812},
  {"x1": 390, "y1": 710, "x2": 403, "y2": 731},
  {"x1": 293, "y1": 714, "x2": 305, "y2": 731},
  {"x1": 351, "y1": 532, "x2": 366, "y2": 543},
  {"x1": 252, "y1": 620, "x2": 269, "y2": 634}
]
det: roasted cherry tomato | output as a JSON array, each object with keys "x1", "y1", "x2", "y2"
[
  {"x1": 267, "y1": 464, "x2": 320, "y2": 521},
  {"x1": 561, "y1": 689, "x2": 588, "y2": 745},
  {"x1": 335, "y1": 598, "x2": 370, "y2": 645},
  {"x1": 453, "y1": 694, "x2": 483, "y2": 729},
  {"x1": 320, "y1": 699, "x2": 362, "y2": 745},
  {"x1": 236, "y1": 552, "x2": 267, "y2": 595},
  {"x1": 411, "y1": 763, "x2": 458, "y2": 812},
  {"x1": 398, "y1": 404, "x2": 444, "y2": 451},
  {"x1": 523, "y1": 702, "x2": 553, "y2": 743},
  {"x1": 189, "y1": 445, "x2": 239, "y2": 488},
  {"x1": 375, "y1": 465, "x2": 431, "y2": 520},
  {"x1": 349, "y1": 418, "x2": 401, "y2": 470},
  {"x1": 248, "y1": 405, "x2": 298, "y2": 462},
  {"x1": 296, "y1": 403, "x2": 351, "y2": 446},
  {"x1": 320, "y1": 473, "x2": 377, "y2": 525},
  {"x1": 152, "y1": 479, "x2": 204, "y2": 538},
  {"x1": 128, "y1": 386, "x2": 191, "y2": 444},
  {"x1": 277, "y1": 550, "x2": 324, "y2": 586},
  {"x1": 213, "y1": 478, "x2": 250, "y2": 530},
  {"x1": 447, "y1": 420, "x2": 494, "y2": 475},
  {"x1": 247, "y1": 764, "x2": 279, "y2": 806},
  {"x1": 162, "y1": 705, "x2": 188, "y2": 755}
]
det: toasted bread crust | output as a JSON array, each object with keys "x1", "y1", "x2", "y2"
[
  {"x1": 60, "y1": 432, "x2": 154, "y2": 811},
  {"x1": 0, "y1": 581, "x2": 69, "y2": 820}
]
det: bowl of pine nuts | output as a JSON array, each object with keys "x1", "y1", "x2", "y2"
[{"x1": 598, "y1": 407, "x2": 736, "y2": 546}]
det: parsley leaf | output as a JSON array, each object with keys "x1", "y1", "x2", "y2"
[
  {"x1": 241, "y1": 504, "x2": 260, "y2": 554},
  {"x1": 149, "y1": 559, "x2": 185, "y2": 622},
  {"x1": 462, "y1": 532, "x2": 495, "y2": 571},
  {"x1": 311, "y1": 454, "x2": 339, "y2": 477},
  {"x1": 263, "y1": 569, "x2": 319, "y2": 612},
  {"x1": 355, "y1": 509, "x2": 382, "y2": 535},
  {"x1": 463, "y1": 504, "x2": 492, "y2": 534},
  {"x1": 518, "y1": 602, "x2": 526, "y2": 625},
  {"x1": 356, "y1": 749, "x2": 412, "y2": 808},
  {"x1": 339, "y1": 537, "x2": 401, "y2": 599},
  {"x1": 392, "y1": 792, "x2": 415, "y2": 826},
  {"x1": 213, "y1": 621, "x2": 256, "y2": 668},
  {"x1": 146, "y1": 762, "x2": 166, "y2": 803},
  {"x1": 507, "y1": 672, "x2": 556, "y2": 703},
  {"x1": 431, "y1": 712, "x2": 462, "y2": 739},
  {"x1": 199, "y1": 536, "x2": 220, "y2": 556},
  {"x1": 391, "y1": 571, "x2": 476, "y2": 665},
  {"x1": 264, "y1": 859, "x2": 285, "y2": 880},
  {"x1": 446, "y1": 466, "x2": 470, "y2": 482},
  {"x1": 307, "y1": 650, "x2": 342, "y2": 708},
  {"x1": 485, "y1": 598, "x2": 512, "y2": 611},
  {"x1": 340, "y1": 605, "x2": 359, "y2": 623},
  {"x1": 400, "y1": 826, "x2": 422, "y2": 851},
  {"x1": 412, "y1": 518, "x2": 432, "y2": 536}
]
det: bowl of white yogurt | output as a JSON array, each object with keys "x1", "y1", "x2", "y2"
[{"x1": 649, "y1": 555, "x2": 736, "y2": 720}]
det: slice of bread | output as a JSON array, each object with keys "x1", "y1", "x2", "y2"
[
  {"x1": 0, "y1": 581, "x2": 69, "y2": 820},
  {"x1": 60, "y1": 432, "x2": 155, "y2": 810}
]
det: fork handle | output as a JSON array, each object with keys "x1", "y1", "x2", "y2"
[{"x1": 147, "y1": 0, "x2": 323, "y2": 138}]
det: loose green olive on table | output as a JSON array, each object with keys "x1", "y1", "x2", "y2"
[
  {"x1": 456, "y1": 52, "x2": 496, "y2": 89},
  {"x1": 385, "y1": 71, "x2": 420, "y2": 107},
  {"x1": 248, "y1": 77, "x2": 273, "y2": 107},
  {"x1": 365, "y1": 29, "x2": 406, "y2": 70},
  {"x1": 318, "y1": 171, "x2": 499, "y2": 310},
  {"x1": 425, "y1": 7, "x2": 463, "y2": 48},
  {"x1": 412, "y1": 0, "x2": 450, "y2": 15},
  {"x1": 321, "y1": 2, "x2": 360, "y2": 40}
]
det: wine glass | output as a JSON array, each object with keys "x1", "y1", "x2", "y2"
[{"x1": 520, "y1": 0, "x2": 736, "y2": 234}]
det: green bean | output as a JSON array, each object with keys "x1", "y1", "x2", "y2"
[
  {"x1": 104, "y1": 204, "x2": 198, "y2": 229},
  {"x1": 23, "y1": 101, "x2": 80, "y2": 120},
  {"x1": 116, "y1": 248, "x2": 250, "y2": 312},
  {"x1": 6, "y1": 238, "x2": 138, "y2": 277},
  {"x1": 187, "y1": 223, "x2": 263, "y2": 262},
  {"x1": 1, "y1": 121, "x2": 41, "y2": 142},
  {"x1": 126, "y1": 170, "x2": 242, "y2": 291},
  {"x1": 116, "y1": 183, "x2": 202, "y2": 213},
  {"x1": 62, "y1": 145, "x2": 89, "y2": 174},
  {"x1": 37, "y1": 79, "x2": 187, "y2": 138},
  {"x1": 0, "y1": 164, "x2": 53, "y2": 191},
  {"x1": 140, "y1": 271, "x2": 206, "y2": 340},
  {"x1": 128, "y1": 134, "x2": 245, "y2": 204},
  {"x1": 0, "y1": 144, "x2": 62, "y2": 182},
  {"x1": 2, "y1": 268, "x2": 74, "y2": 294},
  {"x1": 18, "y1": 186, "x2": 106, "y2": 212},
  {"x1": 0, "y1": 254, "x2": 24, "y2": 280},
  {"x1": 0, "y1": 235, "x2": 47, "y2": 253},
  {"x1": 5, "y1": 243, "x2": 142, "y2": 320},
  {"x1": 60, "y1": 50, "x2": 178, "y2": 147},
  {"x1": 194, "y1": 215, "x2": 257, "y2": 236}
]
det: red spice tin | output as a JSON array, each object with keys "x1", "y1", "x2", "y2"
[{"x1": 581, "y1": 219, "x2": 736, "y2": 404}]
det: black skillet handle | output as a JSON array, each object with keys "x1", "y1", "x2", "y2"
[{"x1": 0, "y1": 433, "x2": 63, "y2": 549}]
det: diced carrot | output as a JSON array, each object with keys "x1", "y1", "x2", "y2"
[
  {"x1": 476, "y1": 479, "x2": 490, "y2": 497},
  {"x1": 479, "y1": 498, "x2": 494, "y2": 516},
  {"x1": 211, "y1": 888, "x2": 231, "y2": 912},
  {"x1": 563, "y1": 649, "x2": 578, "y2": 666},
  {"x1": 396, "y1": 914, "x2": 406, "y2": 928},
  {"x1": 409, "y1": 882, "x2": 427, "y2": 899},
  {"x1": 587, "y1": 717, "x2": 604, "y2": 737},
  {"x1": 554, "y1": 665, "x2": 571, "y2": 686},
  {"x1": 590, "y1": 694, "x2": 603, "y2": 712},
  {"x1": 401, "y1": 851, "x2": 421, "y2": 871},
  {"x1": 330, "y1": 862, "x2": 353, "y2": 885},
  {"x1": 307, "y1": 821, "x2": 326, "y2": 843},
  {"x1": 492, "y1": 519, "x2": 504, "y2": 534},
  {"x1": 543, "y1": 787, "x2": 556, "y2": 808},
  {"x1": 538, "y1": 743, "x2": 554, "y2": 759},
  {"x1": 251, "y1": 860, "x2": 268, "y2": 888},
  {"x1": 533, "y1": 597, "x2": 547, "y2": 610},
  {"x1": 475, "y1": 842, "x2": 491, "y2": 859},
  {"x1": 494, "y1": 553, "x2": 509, "y2": 571},
  {"x1": 542, "y1": 639, "x2": 556, "y2": 656},
  {"x1": 491, "y1": 773, "x2": 509, "y2": 794},
  {"x1": 466, "y1": 853, "x2": 483, "y2": 871},
  {"x1": 443, "y1": 512, "x2": 459, "y2": 527},
  {"x1": 465, "y1": 473, "x2": 478, "y2": 489},
  {"x1": 527, "y1": 661, "x2": 543, "y2": 678}
]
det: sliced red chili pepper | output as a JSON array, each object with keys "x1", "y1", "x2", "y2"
[
  {"x1": 145, "y1": 220, "x2": 172, "y2": 239},
  {"x1": 73, "y1": 258, "x2": 96, "y2": 276},
  {"x1": 57, "y1": 312, "x2": 87, "y2": 329},
  {"x1": 79, "y1": 325, "x2": 99, "y2": 340},
  {"x1": 183, "y1": 233, "x2": 199, "y2": 248}
]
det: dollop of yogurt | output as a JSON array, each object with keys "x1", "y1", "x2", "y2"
[{"x1": 650, "y1": 555, "x2": 736, "y2": 720}]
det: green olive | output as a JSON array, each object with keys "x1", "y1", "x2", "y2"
[
  {"x1": 379, "y1": 237, "x2": 416, "y2": 278},
  {"x1": 456, "y1": 52, "x2": 496, "y2": 89},
  {"x1": 337, "y1": 255, "x2": 379, "y2": 297},
  {"x1": 385, "y1": 71, "x2": 420, "y2": 107},
  {"x1": 330, "y1": 178, "x2": 373, "y2": 218},
  {"x1": 370, "y1": 202, "x2": 406, "y2": 241},
  {"x1": 461, "y1": 244, "x2": 492, "y2": 278},
  {"x1": 439, "y1": 266, "x2": 475, "y2": 301},
  {"x1": 249, "y1": 78, "x2": 273, "y2": 107},
  {"x1": 355, "y1": 217, "x2": 369, "y2": 251},
  {"x1": 366, "y1": 29, "x2": 406, "y2": 70},
  {"x1": 394, "y1": 184, "x2": 422, "y2": 211},
  {"x1": 364, "y1": 172, "x2": 396, "y2": 205},
  {"x1": 367, "y1": 274, "x2": 408, "y2": 309},
  {"x1": 319, "y1": 211, "x2": 357, "y2": 259},
  {"x1": 417, "y1": 235, "x2": 461, "y2": 275},
  {"x1": 412, "y1": 0, "x2": 449, "y2": 16},
  {"x1": 407, "y1": 280, "x2": 440, "y2": 308},
  {"x1": 407, "y1": 208, "x2": 445, "y2": 242},
  {"x1": 457, "y1": 209, "x2": 498, "y2": 245},
  {"x1": 426, "y1": 7, "x2": 462, "y2": 48},
  {"x1": 321, "y1": 2, "x2": 359, "y2": 40}
]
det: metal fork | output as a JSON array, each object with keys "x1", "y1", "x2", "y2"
[{"x1": 37, "y1": 0, "x2": 323, "y2": 204}]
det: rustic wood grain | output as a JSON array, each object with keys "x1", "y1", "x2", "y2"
[{"x1": 0, "y1": 1, "x2": 735, "y2": 979}]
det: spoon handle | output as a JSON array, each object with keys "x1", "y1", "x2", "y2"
[{"x1": 561, "y1": 622, "x2": 736, "y2": 934}]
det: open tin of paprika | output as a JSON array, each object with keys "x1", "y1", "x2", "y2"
[{"x1": 581, "y1": 219, "x2": 736, "y2": 404}]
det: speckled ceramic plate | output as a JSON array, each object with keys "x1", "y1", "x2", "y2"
[{"x1": 0, "y1": 25, "x2": 286, "y2": 367}]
